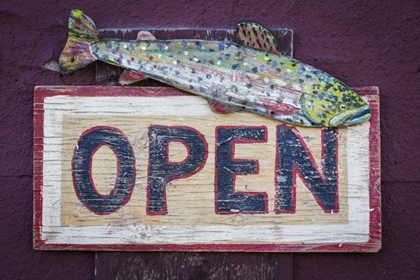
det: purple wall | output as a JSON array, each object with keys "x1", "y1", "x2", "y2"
[{"x1": 1, "y1": 0, "x2": 419, "y2": 279}]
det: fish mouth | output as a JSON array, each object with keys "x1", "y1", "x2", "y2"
[{"x1": 329, "y1": 104, "x2": 371, "y2": 127}]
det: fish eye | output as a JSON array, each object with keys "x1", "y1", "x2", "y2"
[{"x1": 339, "y1": 104, "x2": 346, "y2": 110}]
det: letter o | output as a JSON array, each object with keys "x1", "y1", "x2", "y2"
[{"x1": 72, "y1": 127, "x2": 136, "y2": 215}]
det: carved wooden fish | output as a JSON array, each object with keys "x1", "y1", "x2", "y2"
[{"x1": 60, "y1": 10, "x2": 371, "y2": 127}]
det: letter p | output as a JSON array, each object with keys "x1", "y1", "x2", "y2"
[{"x1": 147, "y1": 126, "x2": 208, "y2": 215}]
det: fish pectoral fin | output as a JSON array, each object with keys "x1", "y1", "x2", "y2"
[
  {"x1": 236, "y1": 21, "x2": 281, "y2": 55},
  {"x1": 136, "y1": 31, "x2": 156, "y2": 40},
  {"x1": 207, "y1": 99, "x2": 240, "y2": 114},
  {"x1": 119, "y1": 70, "x2": 148, "y2": 85}
]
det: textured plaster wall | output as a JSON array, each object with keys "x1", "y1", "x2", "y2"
[{"x1": 1, "y1": 0, "x2": 419, "y2": 279}]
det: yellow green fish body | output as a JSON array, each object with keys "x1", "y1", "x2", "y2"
[{"x1": 60, "y1": 10, "x2": 371, "y2": 127}]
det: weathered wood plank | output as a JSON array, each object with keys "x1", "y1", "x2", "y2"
[
  {"x1": 33, "y1": 86, "x2": 381, "y2": 252},
  {"x1": 92, "y1": 25, "x2": 295, "y2": 277},
  {"x1": 95, "y1": 252, "x2": 293, "y2": 280}
]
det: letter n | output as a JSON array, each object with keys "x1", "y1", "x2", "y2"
[{"x1": 276, "y1": 125, "x2": 339, "y2": 213}]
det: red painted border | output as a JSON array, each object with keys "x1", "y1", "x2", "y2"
[{"x1": 33, "y1": 86, "x2": 381, "y2": 252}]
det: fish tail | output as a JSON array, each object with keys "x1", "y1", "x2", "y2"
[{"x1": 59, "y1": 10, "x2": 99, "y2": 74}]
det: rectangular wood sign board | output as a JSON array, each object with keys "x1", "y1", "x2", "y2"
[{"x1": 34, "y1": 86, "x2": 381, "y2": 252}]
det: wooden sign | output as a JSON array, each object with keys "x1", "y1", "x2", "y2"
[{"x1": 34, "y1": 86, "x2": 381, "y2": 252}]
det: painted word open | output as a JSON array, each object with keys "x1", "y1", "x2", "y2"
[{"x1": 72, "y1": 125, "x2": 339, "y2": 215}]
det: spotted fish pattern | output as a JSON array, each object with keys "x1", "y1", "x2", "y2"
[{"x1": 60, "y1": 10, "x2": 371, "y2": 127}]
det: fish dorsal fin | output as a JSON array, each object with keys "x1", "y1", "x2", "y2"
[
  {"x1": 207, "y1": 99, "x2": 240, "y2": 114},
  {"x1": 136, "y1": 31, "x2": 156, "y2": 40},
  {"x1": 119, "y1": 70, "x2": 148, "y2": 85},
  {"x1": 236, "y1": 21, "x2": 281, "y2": 55}
]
